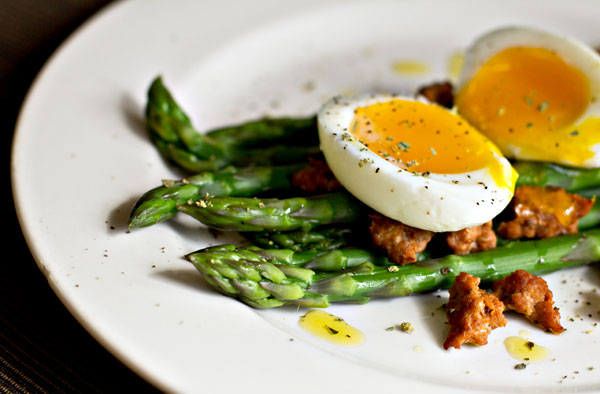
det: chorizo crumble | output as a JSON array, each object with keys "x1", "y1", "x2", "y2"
[
  {"x1": 417, "y1": 81, "x2": 455, "y2": 109},
  {"x1": 444, "y1": 272, "x2": 507, "y2": 349},
  {"x1": 493, "y1": 269, "x2": 564, "y2": 334},
  {"x1": 369, "y1": 213, "x2": 434, "y2": 265},
  {"x1": 446, "y1": 221, "x2": 496, "y2": 255},
  {"x1": 498, "y1": 185, "x2": 594, "y2": 239},
  {"x1": 292, "y1": 157, "x2": 342, "y2": 192}
]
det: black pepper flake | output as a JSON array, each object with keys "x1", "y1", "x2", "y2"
[
  {"x1": 375, "y1": 168, "x2": 380, "y2": 173},
  {"x1": 525, "y1": 341, "x2": 535, "y2": 350},
  {"x1": 514, "y1": 363, "x2": 527, "y2": 370},
  {"x1": 325, "y1": 325, "x2": 339, "y2": 335},
  {"x1": 440, "y1": 267, "x2": 451, "y2": 275}
]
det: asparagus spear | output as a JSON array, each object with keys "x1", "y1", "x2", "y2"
[
  {"x1": 146, "y1": 77, "x2": 229, "y2": 162},
  {"x1": 148, "y1": 78, "x2": 600, "y2": 185},
  {"x1": 175, "y1": 187, "x2": 599, "y2": 233},
  {"x1": 146, "y1": 77, "x2": 319, "y2": 172},
  {"x1": 515, "y1": 161, "x2": 600, "y2": 192},
  {"x1": 129, "y1": 164, "x2": 304, "y2": 229},
  {"x1": 245, "y1": 228, "x2": 433, "y2": 259},
  {"x1": 246, "y1": 228, "x2": 354, "y2": 252},
  {"x1": 187, "y1": 229, "x2": 600, "y2": 308},
  {"x1": 176, "y1": 192, "x2": 364, "y2": 232},
  {"x1": 206, "y1": 116, "x2": 318, "y2": 148}
]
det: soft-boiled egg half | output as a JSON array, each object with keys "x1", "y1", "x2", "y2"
[
  {"x1": 318, "y1": 95, "x2": 517, "y2": 232},
  {"x1": 456, "y1": 26, "x2": 600, "y2": 168}
]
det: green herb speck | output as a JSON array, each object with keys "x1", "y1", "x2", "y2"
[{"x1": 397, "y1": 141, "x2": 410, "y2": 152}]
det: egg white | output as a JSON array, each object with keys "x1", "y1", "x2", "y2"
[
  {"x1": 457, "y1": 26, "x2": 600, "y2": 167},
  {"x1": 318, "y1": 94, "x2": 515, "y2": 232}
]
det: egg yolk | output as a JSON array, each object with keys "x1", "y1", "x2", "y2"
[
  {"x1": 351, "y1": 99, "x2": 515, "y2": 189},
  {"x1": 456, "y1": 46, "x2": 600, "y2": 166}
]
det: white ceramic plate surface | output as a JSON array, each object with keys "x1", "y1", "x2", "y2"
[{"x1": 12, "y1": 0, "x2": 600, "y2": 392}]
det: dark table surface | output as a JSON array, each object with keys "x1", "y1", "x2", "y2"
[{"x1": 3, "y1": 1, "x2": 159, "y2": 392}]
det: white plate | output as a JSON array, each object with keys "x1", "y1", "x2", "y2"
[{"x1": 12, "y1": 0, "x2": 600, "y2": 392}]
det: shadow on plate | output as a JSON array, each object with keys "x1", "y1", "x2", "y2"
[
  {"x1": 153, "y1": 268, "x2": 213, "y2": 293},
  {"x1": 120, "y1": 93, "x2": 146, "y2": 140},
  {"x1": 413, "y1": 291, "x2": 449, "y2": 346},
  {"x1": 107, "y1": 196, "x2": 138, "y2": 233}
]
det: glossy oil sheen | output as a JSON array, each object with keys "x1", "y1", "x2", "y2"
[
  {"x1": 298, "y1": 309, "x2": 365, "y2": 346},
  {"x1": 514, "y1": 186, "x2": 582, "y2": 227},
  {"x1": 504, "y1": 336, "x2": 550, "y2": 362}
]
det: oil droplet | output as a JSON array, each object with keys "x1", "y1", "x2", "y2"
[
  {"x1": 298, "y1": 310, "x2": 364, "y2": 346},
  {"x1": 412, "y1": 345, "x2": 424, "y2": 353},
  {"x1": 447, "y1": 51, "x2": 464, "y2": 81},
  {"x1": 392, "y1": 60, "x2": 430, "y2": 76},
  {"x1": 504, "y1": 337, "x2": 550, "y2": 362},
  {"x1": 518, "y1": 330, "x2": 531, "y2": 340}
]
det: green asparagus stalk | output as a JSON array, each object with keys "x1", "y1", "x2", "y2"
[
  {"x1": 188, "y1": 229, "x2": 600, "y2": 308},
  {"x1": 245, "y1": 228, "x2": 432, "y2": 259},
  {"x1": 515, "y1": 161, "x2": 600, "y2": 191},
  {"x1": 246, "y1": 228, "x2": 354, "y2": 252},
  {"x1": 176, "y1": 192, "x2": 364, "y2": 232},
  {"x1": 192, "y1": 244, "x2": 390, "y2": 270},
  {"x1": 148, "y1": 77, "x2": 600, "y2": 183},
  {"x1": 128, "y1": 164, "x2": 304, "y2": 229},
  {"x1": 146, "y1": 77, "x2": 229, "y2": 162},
  {"x1": 173, "y1": 182, "x2": 598, "y2": 233},
  {"x1": 206, "y1": 116, "x2": 318, "y2": 148},
  {"x1": 146, "y1": 77, "x2": 319, "y2": 172}
]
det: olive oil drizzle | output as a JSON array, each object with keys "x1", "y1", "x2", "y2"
[{"x1": 298, "y1": 310, "x2": 365, "y2": 347}]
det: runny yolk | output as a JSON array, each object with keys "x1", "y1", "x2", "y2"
[
  {"x1": 350, "y1": 99, "x2": 515, "y2": 190},
  {"x1": 456, "y1": 46, "x2": 600, "y2": 166}
]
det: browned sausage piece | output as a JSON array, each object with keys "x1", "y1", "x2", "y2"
[
  {"x1": 292, "y1": 158, "x2": 342, "y2": 193},
  {"x1": 444, "y1": 272, "x2": 507, "y2": 349},
  {"x1": 446, "y1": 221, "x2": 496, "y2": 255},
  {"x1": 497, "y1": 185, "x2": 594, "y2": 239},
  {"x1": 417, "y1": 81, "x2": 454, "y2": 108},
  {"x1": 369, "y1": 213, "x2": 434, "y2": 265},
  {"x1": 493, "y1": 270, "x2": 564, "y2": 334}
]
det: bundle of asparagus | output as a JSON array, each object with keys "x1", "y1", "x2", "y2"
[{"x1": 128, "y1": 77, "x2": 600, "y2": 308}]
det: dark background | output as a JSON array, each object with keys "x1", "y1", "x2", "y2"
[{"x1": 3, "y1": 1, "x2": 159, "y2": 392}]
